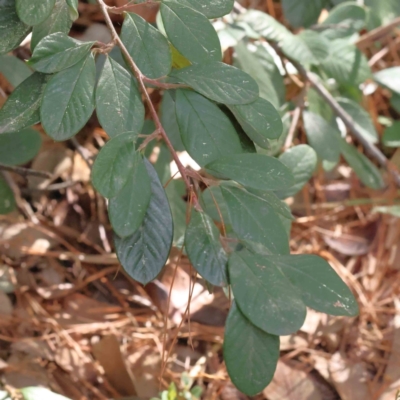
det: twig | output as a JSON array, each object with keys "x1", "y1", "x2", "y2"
[
  {"x1": 106, "y1": 0, "x2": 157, "y2": 14},
  {"x1": 138, "y1": 129, "x2": 160, "y2": 151},
  {"x1": 284, "y1": 106, "x2": 302, "y2": 150},
  {"x1": 0, "y1": 163, "x2": 52, "y2": 178},
  {"x1": 96, "y1": 0, "x2": 199, "y2": 205},
  {"x1": 356, "y1": 16, "x2": 400, "y2": 49}
]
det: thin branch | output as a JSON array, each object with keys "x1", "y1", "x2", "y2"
[
  {"x1": 356, "y1": 16, "x2": 400, "y2": 49},
  {"x1": 0, "y1": 163, "x2": 53, "y2": 179},
  {"x1": 96, "y1": 0, "x2": 199, "y2": 205},
  {"x1": 106, "y1": 0, "x2": 158, "y2": 14}
]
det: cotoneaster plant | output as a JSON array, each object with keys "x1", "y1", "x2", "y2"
[{"x1": 0, "y1": 0, "x2": 362, "y2": 395}]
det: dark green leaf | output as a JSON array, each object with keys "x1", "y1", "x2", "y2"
[
  {"x1": 307, "y1": 87, "x2": 334, "y2": 122},
  {"x1": 303, "y1": 111, "x2": 341, "y2": 169},
  {"x1": 121, "y1": 12, "x2": 171, "y2": 79},
  {"x1": 229, "y1": 250, "x2": 306, "y2": 335},
  {"x1": 40, "y1": 54, "x2": 96, "y2": 140},
  {"x1": 282, "y1": 0, "x2": 328, "y2": 28},
  {"x1": 16, "y1": 0, "x2": 55, "y2": 25},
  {"x1": 228, "y1": 97, "x2": 282, "y2": 149},
  {"x1": 276, "y1": 145, "x2": 317, "y2": 199},
  {"x1": 0, "y1": 55, "x2": 32, "y2": 88},
  {"x1": 114, "y1": 159, "x2": 173, "y2": 285},
  {"x1": 374, "y1": 67, "x2": 400, "y2": 95},
  {"x1": 223, "y1": 302, "x2": 279, "y2": 396},
  {"x1": 337, "y1": 97, "x2": 378, "y2": 144},
  {"x1": 109, "y1": 153, "x2": 152, "y2": 238},
  {"x1": 201, "y1": 185, "x2": 231, "y2": 224},
  {"x1": 321, "y1": 2, "x2": 366, "y2": 40},
  {"x1": 161, "y1": 2, "x2": 221, "y2": 64},
  {"x1": 170, "y1": 62, "x2": 259, "y2": 105},
  {"x1": 175, "y1": 89, "x2": 243, "y2": 166},
  {"x1": 321, "y1": 40, "x2": 371, "y2": 86},
  {"x1": 339, "y1": 138, "x2": 384, "y2": 190},
  {"x1": 206, "y1": 154, "x2": 294, "y2": 191},
  {"x1": 160, "y1": 91, "x2": 185, "y2": 151},
  {"x1": 391, "y1": 93, "x2": 400, "y2": 113},
  {"x1": 0, "y1": 72, "x2": 49, "y2": 134},
  {"x1": 168, "y1": 0, "x2": 233, "y2": 18},
  {"x1": 29, "y1": 33, "x2": 94, "y2": 73},
  {"x1": 0, "y1": 128, "x2": 41, "y2": 165},
  {"x1": 0, "y1": 0, "x2": 30, "y2": 55},
  {"x1": 221, "y1": 185, "x2": 289, "y2": 255},
  {"x1": 96, "y1": 57, "x2": 144, "y2": 138},
  {"x1": 383, "y1": 122, "x2": 400, "y2": 147},
  {"x1": 0, "y1": 177, "x2": 15, "y2": 215},
  {"x1": 297, "y1": 30, "x2": 330, "y2": 63},
  {"x1": 165, "y1": 179, "x2": 187, "y2": 246},
  {"x1": 185, "y1": 210, "x2": 228, "y2": 286},
  {"x1": 269, "y1": 254, "x2": 359, "y2": 316},
  {"x1": 91, "y1": 131, "x2": 138, "y2": 198},
  {"x1": 66, "y1": 0, "x2": 78, "y2": 20},
  {"x1": 31, "y1": 0, "x2": 72, "y2": 51}
]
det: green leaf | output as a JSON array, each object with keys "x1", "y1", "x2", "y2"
[
  {"x1": 297, "y1": 30, "x2": 330, "y2": 64},
  {"x1": 16, "y1": 0, "x2": 55, "y2": 26},
  {"x1": 31, "y1": 0, "x2": 72, "y2": 50},
  {"x1": 165, "y1": 179, "x2": 187, "y2": 246},
  {"x1": 66, "y1": 0, "x2": 78, "y2": 20},
  {"x1": 121, "y1": 12, "x2": 171, "y2": 79},
  {"x1": 321, "y1": 39, "x2": 371, "y2": 86},
  {"x1": 168, "y1": 0, "x2": 233, "y2": 18},
  {"x1": 321, "y1": 2, "x2": 366, "y2": 40},
  {"x1": 281, "y1": 0, "x2": 328, "y2": 28},
  {"x1": 383, "y1": 122, "x2": 400, "y2": 147},
  {"x1": 374, "y1": 67, "x2": 400, "y2": 95},
  {"x1": 206, "y1": 154, "x2": 294, "y2": 191},
  {"x1": 29, "y1": 33, "x2": 94, "y2": 73},
  {"x1": 91, "y1": 131, "x2": 138, "y2": 198},
  {"x1": 161, "y1": 2, "x2": 221, "y2": 64},
  {"x1": 365, "y1": 0, "x2": 400, "y2": 25},
  {"x1": 96, "y1": 57, "x2": 144, "y2": 138},
  {"x1": 201, "y1": 185, "x2": 231, "y2": 224},
  {"x1": 0, "y1": 128, "x2": 41, "y2": 166},
  {"x1": 0, "y1": 177, "x2": 15, "y2": 215},
  {"x1": 392, "y1": 93, "x2": 400, "y2": 113},
  {"x1": 115, "y1": 159, "x2": 173, "y2": 285},
  {"x1": 337, "y1": 97, "x2": 378, "y2": 144},
  {"x1": 223, "y1": 302, "x2": 279, "y2": 396},
  {"x1": 160, "y1": 91, "x2": 185, "y2": 151},
  {"x1": 185, "y1": 210, "x2": 228, "y2": 286},
  {"x1": 0, "y1": 0, "x2": 30, "y2": 55},
  {"x1": 339, "y1": 138, "x2": 384, "y2": 190},
  {"x1": 303, "y1": 111, "x2": 341, "y2": 169},
  {"x1": 307, "y1": 87, "x2": 333, "y2": 122},
  {"x1": 228, "y1": 97, "x2": 283, "y2": 149},
  {"x1": 109, "y1": 153, "x2": 152, "y2": 238},
  {"x1": 221, "y1": 185, "x2": 290, "y2": 255},
  {"x1": 21, "y1": 387, "x2": 71, "y2": 400},
  {"x1": 170, "y1": 62, "x2": 259, "y2": 105},
  {"x1": 0, "y1": 72, "x2": 49, "y2": 134},
  {"x1": 373, "y1": 205, "x2": 400, "y2": 218},
  {"x1": 234, "y1": 41, "x2": 282, "y2": 108},
  {"x1": 175, "y1": 89, "x2": 243, "y2": 166},
  {"x1": 40, "y1": 54, "x2": 96, "y2": 140},
  {"x1": 269, "y1": 254, "x2": 359, "y2": 316},
  {"x1": 0, "y1": 55, "x2": 32, "y2": 88},
  {"x1": 276, "y1": 145, "x2": 317, "y2": 199},
  {"x1": 229, "y1": 250, "x2": 307, "y2": 335}
]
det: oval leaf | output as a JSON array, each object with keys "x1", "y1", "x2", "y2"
[
  {"x1": 269, "y1": 254, "x2": 359, "y2": 316},
  {"x1": 16, "y1": 0, "x2": 55, "y2": 26},
  {"x1": 374, "y1": 67, "x2": 400, "y2": 95},
  {"x1": 161, "y1": 2, "x2": 221, "y2": 64},
  {"x1": 0, "y1": 72, "x2": 49, "y2": 134},
  {"x1": 31, "y1": 0, "x2": 72, "y2": 51},
  {"x1": 228, "y1": 97, "x2": 283, "y2": 148},
  {"x1": 91, "y1": 131, "x2": 138, "y2": 198},
  {"x1": 0, "y1": 177, "x2": 15, "y2": 215},
  {"x1": 206, "y1": 153, "x2": 294, "y2": 191},
  {"x1": 170, "y1": 62, "x2": 259, "y2": 105},
  {"x1": 0, "y1": 128, "x2": 41, "y2": 166},
  {"x1": 29, "y1": 32, "x2": 94, "y2": 73},
  {"x1": 109, "y1": 153, "x2": 152, "y2": 238},
  {"x1": 169, "y1": 0, "x2": 233, "y2": 18},
  {"x1": 221, "y1": 185, "x2": 290, "y2": 255},
  {"x1": 185, "y1": 210, "x2": 228, "y2": 287},
  {"x1": 229, "y1": 250, "x2": 307, "y2": 336},
  {"x1": 121, "y1": 12, "x2": 171, "y2": 79},
  {"x1": 281, "y1": 0, "x2": 327, "y2": 28},
  {"x1": 114, "y1": 159, "x2": 173, "y2": 285},
  {"x1": 96, "y1": 57, "x2": 144, "y2": 138},
  {"x1": 175, "y1": 89, "x2": 243, "y2": 166},
  {"x1": 0, "y1": 54, "x2": 32, "y2": 88},
  {"x1": 224, "y1": 302, "x2": 279, "y2": 396},
  {"x1": 41, "y1": 54, "x2": 96, "y2": 141},
  {"x1": 0, "y1": 0, "x2": 30, "y2": 55}
]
